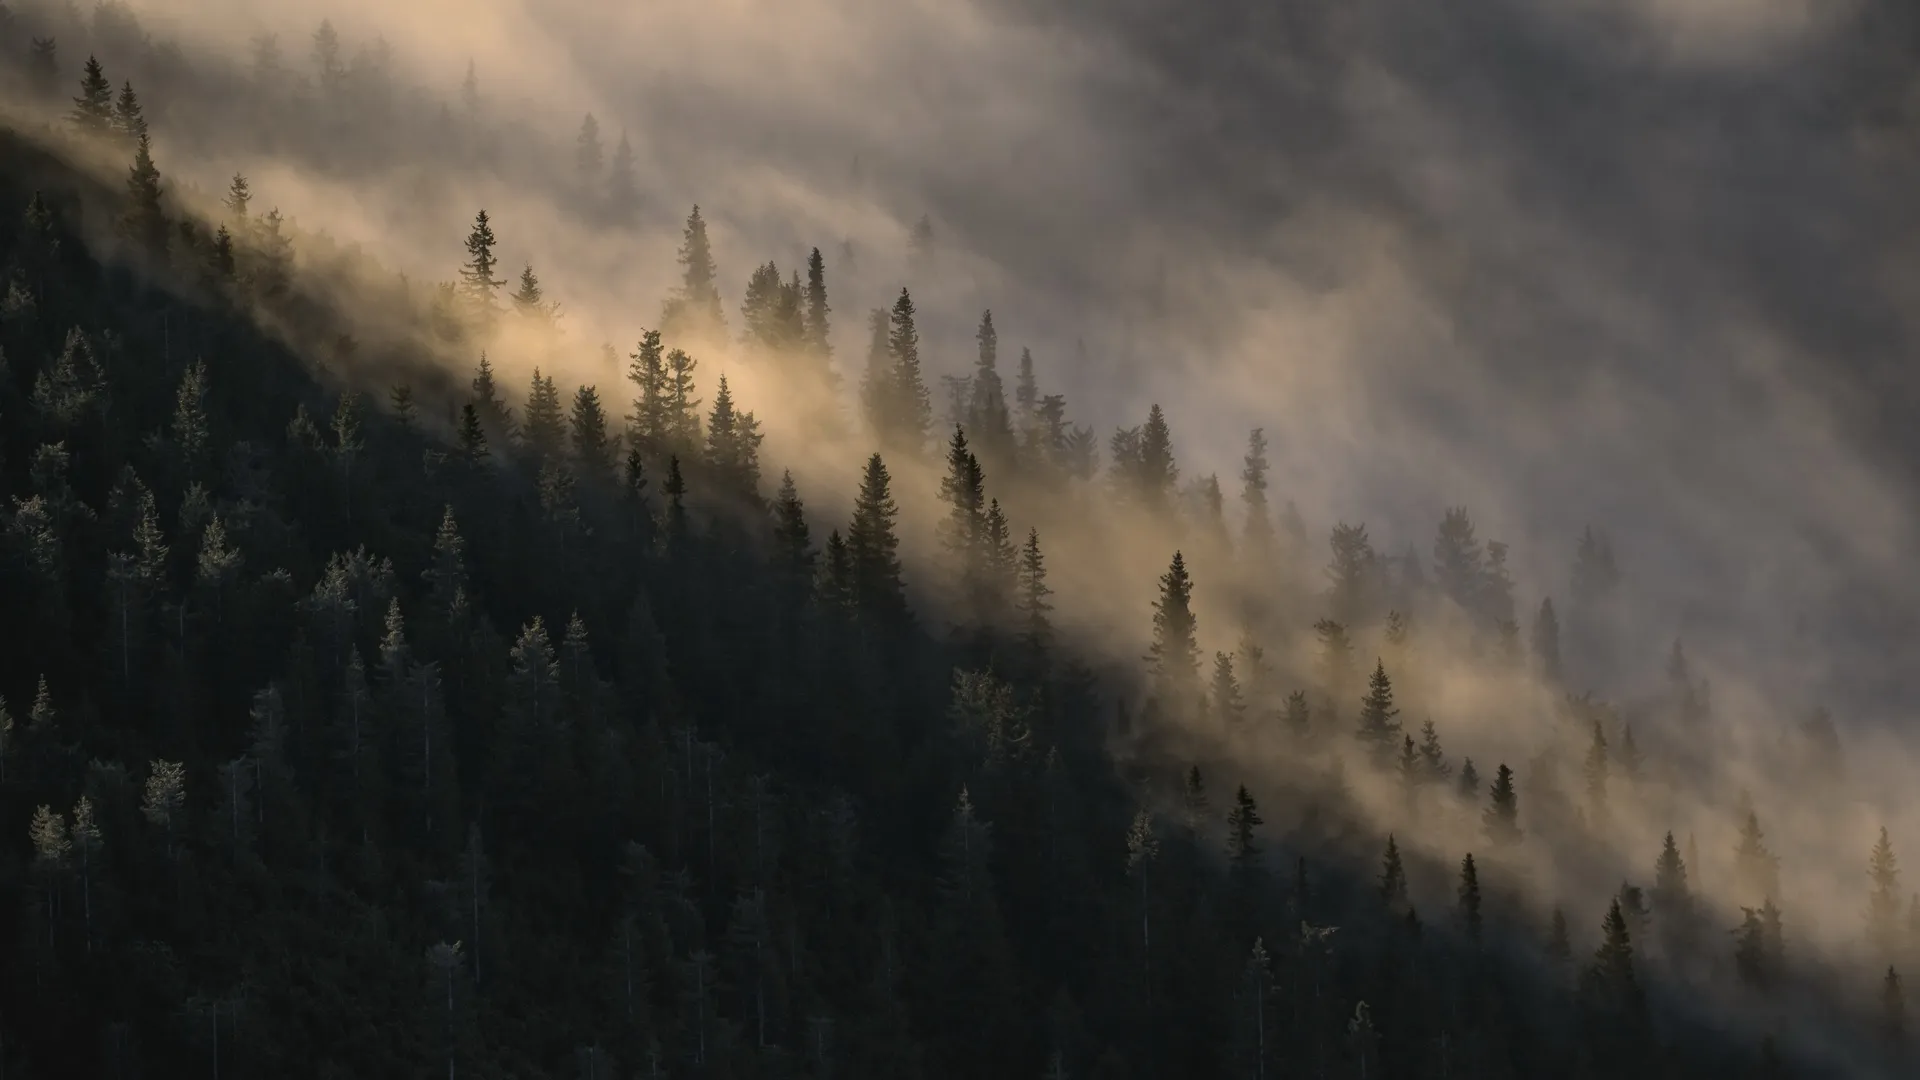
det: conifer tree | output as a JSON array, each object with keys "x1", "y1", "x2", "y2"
[
  {"x1": 1484, "y1": 764, "x2": 1522, "y2": 848},
  {"x1": 937, "y1": 427, "x2": 987, "y2": 614},
  {"x1": 1148, "y1": 551, "x2": 1199, "y2": 706},
  {"x1": 1379, "y1": 835, "x2": 1408, "y2": 911},
  {"x1": 512, "y1": 265, "x2": 556, "y2": 324},
  {"x1": 1240, "y1": 427, "x2": 1275, "y2": 560},
  {"x1": 1734, "y1": 908, "x2": 1771, "y2": 989},
  {"x1": 575, "y1": 114, "x2": 604, "y2": 185},
  {"x1": 804, "y1": 246, "x2": 833, "y2": 370},
  {"x1": 1734, "y1": 810, "x2": 1781, "y2": 904},
  {"x1": 847, "y1": 454, "x2": 906, "y2": 622},
  {"x1": 113, "y1": 80, "x2": 145, "y2": 141},
  {"x1": 1585, "y1": 897, "x2": 1643, "y2": 1018},
  {"x1": 1211, "y1": 652, "x2": 1245, "y2": 725},
  {"x1": 1886, "y1": 966, "x2": 1906, "y2": 1044},
  {"x1": 1417, "y1": 718, "x2": 1450, "y2": 780},
  {"x1": 884, "y1": 288, "x2": 932, "y2": 454},
  {"x1": 1583, "y1": 720, "x2": 1610, "y2": 820},
  {"x1": 1325, "y1": 524, "x2": 1376, "y2": 631},
  {"x1": 122, "y1": 134, "x2": 167, "y2": 254},
  {"x1": 569, "y1": 385, "x2": 612, "y2": 478},
  {"x1": 522, "y1": 369, "x2": 566, "y2": 461},
  {"x1": 312, "y1": 20, "x2": 345, "y2": 94},
  {"x1": 224, "y1": 173, "x2": 251, "y2": 224},
  {"x1": 1225, "y1": 785, "x2": 1263, "y2": 876},
  {"x1": 1459, "y1": 853, "x2": 1483, "y2": 943},
  {"x1": 627, "y1": 330, "x2": 670, "y2": 454},
  {"x1": 1181, "y1": 765, "x2": 1210, "y2": 833},
  {"x1": 967, "y1": 310, "x2": 1014, "y2": 467},
  {"x1": 1532, "y1": 598, "x2": 1562, "y2": 682},
  {"x1": 607, "y1": 131, "x2": 637, "y2": 219},
  {"x1": 665, "y1": 205, "x2": 724, "y2": 340},
  {"x1": 71, "y1": 55, "x2": 113, "y2": 133},
  {"x1": 457, "y1": 404, "x2": 489, "y2": 465},
  {"x1": 1548, "y1": 907, "x2": 1572, "y2": 977},
  {"x1": 459, "y1": 209, "x2": 504, "y2": 318},
  {"x1": 1396, "y1": 734, "x2": 1422, "y2": 803},
  {"x1": 666, "y1": 348, "x2": 701, "y2": 452},
  {"x1": 704, "y1": 375, "x2": 764, "y2": 498},
  {"x1": 1653, "y1": 831, "x2": 1690, "y2": 926},
  {"x1": 1015, "y1": 528, "x2": 1053, "y2": 664},
  {"x1": 29, "y1": 38, "x2": 60, "y2": 101},
  {"x1": 1355, "y1": 660, "x2": 1402, "y2": 766},
  {"x1": 1283, "y1": 691, "x2": 1311, "y2": 738},
  {"x1": 1870, "y1": 827, "x2": 1903, "y2": 956},
  {"x1": 771, "y1": 472, "x2": 814, "y2": 590},
  {"x1": 1458, "y1": 757, "x2": 1480, "y2": 802}
]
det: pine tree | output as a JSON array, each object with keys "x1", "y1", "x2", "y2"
[
  {"x1": 937, "y1": 427, "x2": 987, "y2": 615},
  {"x1": 1180, "y1": 765, "x2": 1211, "y2": 833},
  {"x1": 1484, "y1": 764, "x2": 1522, "y2": 847},
  {"x1": 1870, "y1": 827, "x2": 1903, "y2": 955},
  {"x1": 569, "y1": 385, "x2": 612, "y2": 478},
  {"x1": 1417, "y1": 719, "x2": 1450, "y2": 780},
  {"x1": 29, "y1": 38, "x2": 59, "y2": 102},
  {"x1": 884, "y1": 288, "x2": 932, "y2": 454},
  {"x1": 847, "y1": 454, "x2": 906, "y2": 621},
  {"x1": 1325, "y1": 523, "x2": 1376, "y2": 630},
  {"x1": 1015, "y1": 528, "x2": 1053, "y2": 663},
  {"x1": 1548, "y1": 907, "x2": 1572, "y2": 976},
  {"x1": 1379, "y1": 835, "x2": 1408, "y2": 911},
  {"x1": 457, "y1": 404, "x2": 489, "y2": 465},
  {"x1": 1355, "y1": 660, "x2": 1402, "y2": 766},
  {"x1": 1585, "y1": 897, "x2": 1643, "y2": 1016},
  {"x1": 771, "y1": 472, "x2": 814, "y2": 590},
  {"x1": 798, "y1": 246, "x2": 833, "y2": 366},
  {"x1": 1241, "y1": 427, "x2": 1275, "y2": 559},
  {"x1": 626, "y1": 330, "x2": 670, "y2": 454},
  {"x1": 575, "y1": 114, "x2": 604, "y2": 185},
  {"x1": 459, "y1": 209, "x2": 504, "y2": 317},
  {"x1": 512, "y1": 265, "x2": 556, "y2": 324},
  {"x1": 1458, "y1": 854, "x2": 1483, "y2": 943},
  {"x1": 1210, "y1": 652, "x2": 1245, "y2": 725},
  {"x1": 1148, "y1": 551, "x2": 1200, "y2": 705},
  {"x1": 1583, "y1": 720, "x2": 1610, "y2": 820},
  {"x1": 1734, "y1": 810, "x2": 1781, "y2": 903},
  {"x1": 1653, "y1": 831, "x2": 1690, "y2": 919},
  {"x1": 1886, "y1": 966, "x2": 1906, "y2": 1044},
  {"x1": 71, "y1": 55, "x2": 113, "y2": 133},
  {"x1": 1225, "y1": 785, "x2": 1263, "y2": 875},
  {"x1": 1532, "y1": 598, "x2": 1562, "y2": 682},
  {"x1": 122, "y1": 134, "x2": 167, "y2": 254},
  {"x1": 1283, "y1": 691, "x2": 1311, "y2": 738},
  {"x1": 666, "y1": 348, "x2": 701, "y2": 452},
  {"x1": 607, "y1": 131, "x2": 637, "y2": 219},
  {"x1": 522, "y1": 369, "x2": 566, "y2": 461},
  {"x1": 312, "y1": 20, "x2": 345, "y2": 95},
  {"x1": 665, "y1": 205, "x2": 724, "y2": 341},
  {"x1": 113, "y1": 80, "x2": 146, "y2": 141},
  {"x1": 704, "y1": 375, "x2": 764, "y2": 498},
  {"x1": 967, "y1": 310, "x2": 1014, "y2": 466}
]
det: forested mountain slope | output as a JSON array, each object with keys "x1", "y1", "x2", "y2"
[{"x1": 0, "y1": 13, "x2": 1916, "y2": 1080}]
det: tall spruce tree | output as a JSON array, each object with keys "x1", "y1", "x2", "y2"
[
  {"x1": 121, "y1": 134, "x2": 167, "y2": 255},
  {"x1": 71, "y1": 55, "x2": 113, "y2": 133},
  {"x1": 1484, "y1": 764, "x2": 1522, "y2": 848},
  {"x1": 1355, "y1": 661, "x2": 1402, "y2": 767},
  {"x1": 1148, "y1": 551, "x2": 1199, "y2": 707},
  {"x1": 847, "y1": 454, "x2": 906, "y2": 622},
  {"x1": 459, "y1": 209, "x2": 504, "y2": 319}
]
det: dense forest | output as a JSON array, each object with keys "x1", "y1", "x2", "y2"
[{"x1": 0, "y1": 4, "x2": 1917, "y2": 1079}]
